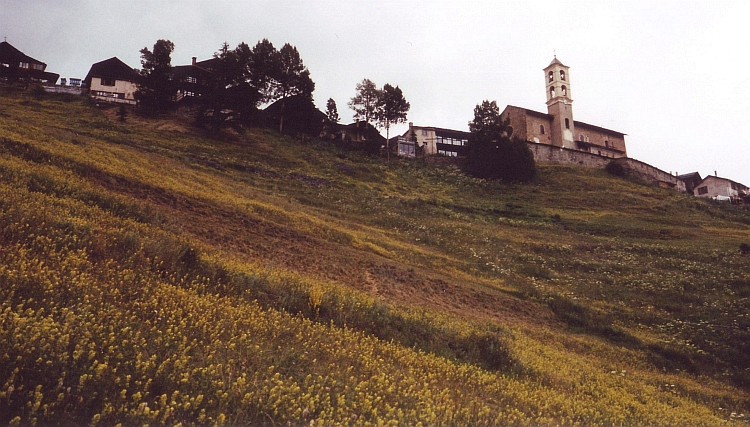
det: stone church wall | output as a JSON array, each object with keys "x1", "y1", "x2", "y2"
[{"x1": 527, "y1": 142, "x2": 687, "y2": 192}]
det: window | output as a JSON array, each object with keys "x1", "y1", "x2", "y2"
[
  {"x1": 19, "y1": 62, "x2": 29, "y2": 69},
  {"x1": 186, "y1": 76, "x2": 197, "y2": 84},
  {"x1": 540, "y1": 125, "x2": 545, "y2": 135},
  {"x1": 564, "y1": 118, "x2": 570, "y2": 129},
  {"x1": 560, "y1": 70, "x2": 566, "y2": 81},
  {"x1": 100, "y1": 77, "x2": 115, "y2": 86},
  {"x1": 604, "y1": 140, "x2": 609, "y2": 148},
  {"x1": 550, "y1": 86, "x2": 556, "y2": 98},
  {"x1": 548, "y1": 71, "x2": 553, "y2": 82},
  {"x1": 697, "y1": 186, "x2": 708, "y2": 195},
  {"x1": 561, "y1": 85, "x2": 567, "y2": 96},
  {"x1": 421, "y1": 130, "x2": 427, "y2": 136},
  {"x1": 580, "y1": 134, "x2": 584, "y2": 141}
]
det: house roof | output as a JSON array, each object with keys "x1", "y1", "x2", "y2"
[
  {"x1": 696, "y1": 175, "x2": 749, "y2": 191},
  {"x1": 0, "y1": 41, "x2": 46, "y2": 68},
  {"x1": 83, "y1": 57, "x2": 138, "y2": 86},
  {"x1": 406, "y1": 124, "x2": 470, "y2": 138},
  {"x1": 677, "y1": 172, "x2": 702, "y2": 182}
]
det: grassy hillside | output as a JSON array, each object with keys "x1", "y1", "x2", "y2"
[{"x1": 1, "y1": 91, "x2": 750, "y2": 426}]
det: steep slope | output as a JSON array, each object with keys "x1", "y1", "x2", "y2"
[{"x1": 1, "y1": 92, "x2": 749, "y2": 425}]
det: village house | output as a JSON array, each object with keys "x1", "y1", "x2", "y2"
[
  {"x1": 170, "y1": 57, "x2": 214, "y2": 101},
  {"x1": 83, "y1": 57, "x2": 138, "y2": 105},
  {"x1": 398, "y1": 124, "x2": 470, "y2": 158},
  {"x1": 693, "y1": 174, "x2": 749, "y2": 202},
  {"x1": 677, "y1": 172, "x2": 703, "y2": 195},
  {"x1": 0, "y1": 41, "x2": 59, "y2": 84}
]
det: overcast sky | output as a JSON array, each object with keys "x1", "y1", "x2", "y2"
[{"x1": 2, "y1": 0, "x2": 748, "y2": 185}]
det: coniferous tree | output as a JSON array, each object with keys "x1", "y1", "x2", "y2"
[
  {"x1": 136, "y1": 39, "x2": 175, "y2": 115},
  {"x1": 271, "y1": 43, "x2": 315, "y2": 133},
  {"x1": 325, "y1": 98, "x2": 339, "y2": 124}
]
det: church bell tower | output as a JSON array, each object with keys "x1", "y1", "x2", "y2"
[{"x1": 544, "y1": 56, "x2": 574, "y2": 149}]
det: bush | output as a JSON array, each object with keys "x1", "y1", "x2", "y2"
[
  {"x1": 464, "y1": 137, "x2": 536, "y2": 182},
  {"x1": 604, "y1": 160, "x2": 626, "y2": 177}
]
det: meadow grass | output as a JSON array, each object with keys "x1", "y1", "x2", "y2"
[{"x1": 1, "y1": 90, "x2": 749, "y2": 425}]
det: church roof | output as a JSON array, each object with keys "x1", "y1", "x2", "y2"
[{"x1": 546, "y1": 56, "x2": 567, "y2": 68}]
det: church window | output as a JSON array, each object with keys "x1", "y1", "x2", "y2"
[
  {"x1": 560, "y1": 70, "x2": 566, "y2": 81},
  {"x1": 565, "y1": 118, "x2": 570, "y2": 129},
  {"x1": 580, "y1": 134, "x2": 584, "y2": 141},
  {"x1": 561, "y1": 85, "x2": 567, "y2": 96},
  {"x1": 604, "y1": 140, "x2": 609, "y2": 148},
  {"x1": 548, "y1": 71, "x2": 553, "y2": 82},
  {"x1": 550, "y1": 86, "x2": 556, "y2": 98},
  {"x1": 540, "y1": 125, "x2": 545, "y2": 135}
]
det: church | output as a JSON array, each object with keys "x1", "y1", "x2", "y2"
[
  {"x1": 400, "y1": 56, "x2": 628, "y2": 160},
  {"x1": 500, "y1": 56, "x2": 627, "y2": 159}
]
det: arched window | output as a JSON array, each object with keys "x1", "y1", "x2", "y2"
[
  {"x1": 548, "y1": 71, "x2": 554, "y2": 82},
  {"x1": 560, "y1": 70, "x2": 566, "y2": 81},
  {"x1": 604, "y1": 140, "x2": 609, "y2": 148},
  {"x1": 540, "y1": 125, "x2": 545, "y2": 135},
  {"x1": 565, "y1": 118, "x2": 570, "y2": 129},
  {"x1": 580, "y1": 134, "x2": 584, "y2": 141},
  {"x1": 550, "y1": 86, "x2": 556, "y2": 98},
  {"x1": 561, "y1": 85, "x2": 567, "y2": 96}
]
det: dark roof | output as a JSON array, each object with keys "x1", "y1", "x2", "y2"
[
  {"x1": 677, "y1": 172, "x2": 702, "y2": 181},
  {"x1": 171, "y1": 63, "x2": 212, "y2": 80},
  {"x1": 408, "y1": 125, "x2": 470, "y2": 138},
  {"x1": 83, "y1": 57, "x2": 138, "y2": 86},
  {"x1": 0, "y1": 41, "x2": 46, "y2": 68},
  {"x1": 195, "y1": 57, "x2": 220, "y2": 71},
  {"x1": 574, "y1": 120, "x2": 626, "y2": 137},
  {"x1": 546, "y1": 56, "x2": 567, "y2": 68}
]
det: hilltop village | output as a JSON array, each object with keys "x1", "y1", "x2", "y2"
[{"x1": 2, "y1": 40, "x2": 748, "y2": 203}]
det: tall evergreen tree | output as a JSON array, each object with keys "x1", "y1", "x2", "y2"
[
  {"x1": 249, "y1": 39, "x2": 280, "y2": 103},
  {"x1": 136, "y1": 39, "x2": 175, "y2": 115},
  {"x1": 271, "y1": 43, "x2": 315, "y2": 133},
  {"x1": 325, "y1": 98, "x2": 339, "y2": 123},
  {"x1": 376, "y1": 84, "x2": 410, "y2": 160}
]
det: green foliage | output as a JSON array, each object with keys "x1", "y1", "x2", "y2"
[
  {"x1": 136, "y1": 39, "x2": 175, "y2": 115},
  {"x1": 464, "y1": 100, "x2": 536, "y2": 182},
  {"x1": 605, "y1": 160, "x2": 626, "y2": 177},
  {"x1": 348, "y1": 78, "x2": 379, "y2": 125},
  {"x1": 325, "y1": 97, "x2": 339, "y2": 123}
]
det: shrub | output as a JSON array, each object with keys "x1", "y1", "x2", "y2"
[
  {"x1": 604, "y1": 160, "x2": 626, "y2": 177},
  {"x1": 464, "y1": 138, "x2": 536, "y2": 183}
]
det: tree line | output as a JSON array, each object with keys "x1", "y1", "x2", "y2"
[
  {"x1": 136, "y1": 39, "x2": 314, "y2": 133},
  {"x1": 135, "y1": 40, "x2": 533, "y2": 181}
]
